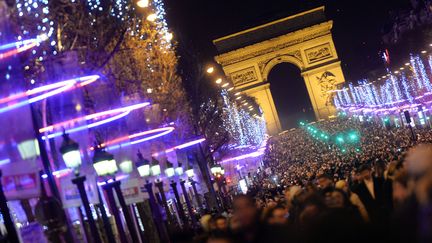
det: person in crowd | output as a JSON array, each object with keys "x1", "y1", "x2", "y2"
[
  {"x1": 266, "y1": 205, "x2": 288, "y2": 225},
  {"x1": 214, "y1": 215, "x2": 228, "y2": 232},
  {"x1": 316, "y1": 173, "x2": 334, "y2": 191},
  {"x1": 353, "y1": 163, "x2": 391, "y2": 224},
  {"x1": 335, "y1": 179, "x2": 369, "y2": 222}
]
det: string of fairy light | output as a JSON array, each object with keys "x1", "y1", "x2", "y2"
[
  {"x1": 333, "y1": 51, "x2": 432, "y2": 112},
  {"x1": 205, "y1": 65, "x2": 267, "y2": 147},
  {"x1": 14, "y1": 0, "x2": 55, "y2": 64},
  {"x1": 221, "y1": 90, "x2": 266, "y2": 146},
  {"x1": 9, "y1": 0, "x2": 172, "y2": 83}
]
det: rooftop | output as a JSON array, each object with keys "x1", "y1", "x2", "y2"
[{"x1": 213, "y1": 6, "x2": 327, "y2": 53}]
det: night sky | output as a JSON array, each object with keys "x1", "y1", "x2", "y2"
[{"x1": 164, "y1": 0, "x2": 412, "y2": 129}]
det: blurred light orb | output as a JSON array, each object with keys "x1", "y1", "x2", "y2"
[
  {"x1": 137, "y1": 0, "x2": 149, "y2": 8},
  {"x1": 119, "y1": 160, "x2": 133, "y2": 174},
  {"x1": 147, "y1": 13, "x2": 157, "y2": 22}
]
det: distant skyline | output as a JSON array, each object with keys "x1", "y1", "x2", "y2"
[{"x1": 165, "y1": 0, "x2": 412, "y2": 129}]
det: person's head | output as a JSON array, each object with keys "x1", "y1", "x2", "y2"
[
  {"x1": 335, "y1": 180, "x2": 348, "y2": 193},
  {"x1": 317, "y1": 173, "x2": 333, "y2": 189},
  {"x1": 232, "y1": 195, "x2": 258, "y2": 229},
  {"x1": 267, "y1": 205, "x2": 288, "y2": 225},
  {"x1": 358, "y1": 164, "x2": 372, "y2": 180},
  {"x1": 374, "y1": 160, "x2": 386, "y2": 178},
  {"x1": 214, "y1": 216, "x2": 228, "y2": 231},
  {"x1": 387, "y1": 161, "x2": 398, "y2": 180},
  {"x1": 329, "y1": 189, "x2": 350, "y2": 208},
  {"x1": 200, "y1": 214, "x2": 213, "y2": 232},
  {"x1": 299, "y1": 195, "x2": 324, "y2": 226}
]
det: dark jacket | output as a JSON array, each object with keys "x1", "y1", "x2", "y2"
[{"x1": 353, "y1": 177, "x2": 391, "y2": 224}]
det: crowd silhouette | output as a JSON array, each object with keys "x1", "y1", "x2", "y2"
[{"x1": 184, "y1": 117, "x2": 432, "y2": 243}]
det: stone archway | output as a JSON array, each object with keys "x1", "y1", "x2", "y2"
[{"x1": 213, "y1": 6, "x2": 345, "y2": 135}]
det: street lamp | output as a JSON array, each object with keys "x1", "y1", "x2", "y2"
[
  {"x1": 119, "y1": 160, "x2": 133, "y2": 174},
  {"x1": 175, "y1": 162, "x2": 184, "y2": 176},
  {"x1": 206, "y1": 66, "x2": 214, "y2": 74},
  {"x1": 164, "y1": 160, "x2": 175, "y2": 178},
  {"x1": 60, "y1": 133, "x2": 101, "y2": 243},
  {"x1": 93, "y1": 147, "x2": 139, "y2": 243},
  {"x1": 151, "y1": 157, "x2": 161, "y2": 176},
  {"x1": 210, "y1": 163, "x2": 227, "y2": 210},
  {"x1": 210, "y1": 163, "x2": 221, "y2": 175},
  {"x1": 170, "y1": 179, "x2": 188, "y2": 227},
  {"x1": 59, "y1": 134, "x2": 82, "y2": 174},
  {"x1": 186, "y1": 165, "x2": 203, "y2": 212},
  {"x1": 93, "y1": 148, "x2": 117, "y2": 177},
  {"x1": 179, "y1": 176, "x2": 198, "y2": 229},
  {"x1": 136, "y1": 151, "x2": 150, "y2": 177},
  {"x1": 158, "y1": 160, "x2": 178, "y2": 229},
  {"x1": 185, "y1": 164, "x2": 194, "y2": 178},
  {"x1": 136, "y1": 153, "x2": 170, "y2": 242}
]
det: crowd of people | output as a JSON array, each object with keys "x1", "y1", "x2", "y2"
[{"x1": 183, "y1": 117, "x2": 432, "y2": 243}]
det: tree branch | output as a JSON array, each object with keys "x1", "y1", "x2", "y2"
[{"x1": 94, "y1": 28, "x2": 127, "y2": 71}]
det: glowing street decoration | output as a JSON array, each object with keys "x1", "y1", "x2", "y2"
[
  {"x1": 165, "y1": 138, "x2": 206, "y2": 153},
  {"x1": 40, "y1": 102, "x2": 150, "y2": 139},
  {"x1": 41, "y1": 168, "x2": 72, "y2": 179},
  {"x1": 0, "y1": 34, "x2": 48, "y2": 60},
  {"x1": 152, "y1": 138, "x2": 206, "y2": 156},
  {"x1": 221, "y1": 148, "x2": 266, "y2": 164},
  {"x1": 0, "y1": 75, "x2": 100, "y2": 114},
  {"x1": 0, "y1": 159, "x2": 11, "y2": 166},
  {"x1": 91, "y1": 127, "x2": 175, "y2": 151}
]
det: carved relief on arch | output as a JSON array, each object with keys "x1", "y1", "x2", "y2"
[{"x1": 260, "y1": 51, "x2": 304, "y2": 81}]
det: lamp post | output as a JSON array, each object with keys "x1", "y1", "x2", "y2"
[
  {"x1": 59, "y1": 133, "x2": 101, "y2": 243},
  {"x1": 186, "y1": 165, "x2": 202, "y2": 212},
  {"x1": 95, "y1": 180, "x2": 116, "y2": 243},
  {"x1": 179, "y1": 178, "x2": 198, "y2": 230},
  {"x1": 220, "y1": 167, "x2": 227, "y2": 194},
  {"x1": 175, "y1": 162, "x2": 184, "y2": 177},
  {"x1": 93, "y1": 147, "x2": 127, "y2": 243},
  {"x1": 157, "y1": 160, "x2": 177, "y2": 229},
  {"x1": 111, "y1": 180, "x2": 140, "y2": 243},
  {"x1": 211, "y1": 163, "x2": 227, "y2": 210},
  {"x1": 169, "y1": 179, "x2": 187, "y2": 227},
  {"x1": 136, "y1": 153, "x2": 170, "y2": 242}
]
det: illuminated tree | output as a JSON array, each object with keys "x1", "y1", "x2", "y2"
[
  {"x1": 106, "y1": 19, "x2": 191, "y2": 139},
  {"x1": 7, "y1": 0, "x2": 191, "y2": 140}
]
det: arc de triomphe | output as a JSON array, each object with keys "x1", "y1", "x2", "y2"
[{"x1": 214, "y1": 6, "x2": 346, "y2": 135}]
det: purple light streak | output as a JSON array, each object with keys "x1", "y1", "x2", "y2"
[
  {"x1": 0, "y1": 34, "x2": 48, "y2": 60},
  {"x1": 40, "y1": 102, "x2": 150, "y2": 140},
  {"x1": 152, "y1": 137, "x2": 206, "y2": 156},
  {"x1": 91, "y1": 126, "x2": 175, "y2": 151},
  {"x1": 0, "y1": 75, "x2": 100, "y2": 114}
]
